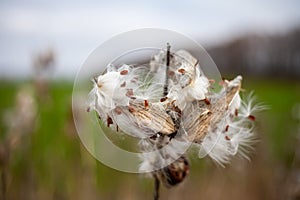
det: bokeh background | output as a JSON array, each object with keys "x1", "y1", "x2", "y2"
[{"x1": 0, "y1": 0, "x2": 300, "y2": 200}]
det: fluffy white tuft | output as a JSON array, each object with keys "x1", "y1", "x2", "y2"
[
  {"x1": 198, "y1": 89, "x2": 265, "y2": 166},
  {"x1": 168, "y1": 68, "x2": 209, "y2": 110}
]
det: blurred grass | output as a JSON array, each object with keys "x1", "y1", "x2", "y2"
[
  {"x1": 244, "y1": 78, "x2": 300, "y2": 164},
  {"x1": 0, "y1": 77, "x2": 299, "y2": 199},
  {"x1": 0, "y1": 80, "x2": 152, "y2": 200}
]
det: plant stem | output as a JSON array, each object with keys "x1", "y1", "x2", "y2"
[
  {"x1": 153, "y1": 174, "x2": 160, "y2": 200},
  {"x1": 163, "y1": 43, "x2": 171, "y2": 96}
]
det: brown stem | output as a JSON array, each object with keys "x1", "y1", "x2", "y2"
[
  {"x1": 153, "y1": 174, "x2": 160, "y2": 200},
  {"x1": 163, "y1": 43, "x2": 171, "y2": 96}
]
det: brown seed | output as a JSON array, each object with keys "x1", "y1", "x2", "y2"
[
  {"x1": 144, "y1": 100, "x2": 149, "y2": 108},
  {"x1": 248, "y1": 115, "x2": 256, "y2": 121},
  {"x1": 128, "y1": 106, "x2": 135, "y2": 113},
  {"x1": 178, "y1": 68, "x2": 186, "y2": 74},
  {"x1": 107, "y1": 116, "x2": 113, "y2": 127},
  {"x1": 225, "y1": 135, "x2": 231, "y2": 141},
  {"x1": 120, "y1": 70, "x2": 128, "y2": 75},
  {"x1": 225, "y1": 125, "x2": 229, "y2": 132},
  {"x1": 150, "y1": 134, "x2": 158, "y2": 140},
  {"x1": 235, "y1": 109, "x2": 238, "y2": 116},
  {"x1": 120, "y1": 81, "x2": 126, "y2": 87},
  {"x1": 160, "y1": 97, "x2": 168, "y2": 102},
  {"x1": 204, "y1": 98, "x2": 211, "y2": 105}
]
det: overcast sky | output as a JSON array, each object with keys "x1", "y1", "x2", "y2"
[{"x1": 0, "y1": 0, "x2": 299, "y2": 79}]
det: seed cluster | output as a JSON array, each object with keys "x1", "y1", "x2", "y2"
[{"x1": 88, "y1": 47, "x2": 265, "y2": 188}]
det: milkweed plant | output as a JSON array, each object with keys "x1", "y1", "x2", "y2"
[{"x1": 87, "y1": 44, "x2": 265, "y2": 199}]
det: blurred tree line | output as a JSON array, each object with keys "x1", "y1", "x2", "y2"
[{"x1": 207, "y1": 28, "x2": 300, "y2": 79}]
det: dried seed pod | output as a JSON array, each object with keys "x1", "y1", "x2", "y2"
[
  {"x1": 157, "y1": 156, "x2": 189, "y2": 188},
  {"x1": 128, "y1": 100, "x2": 176, "y2": 135},
  {"x1": 185, "y1": 76, "x2": 242, "y2": 143}
]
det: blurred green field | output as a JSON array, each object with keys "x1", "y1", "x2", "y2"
[{"x1": 0, "y1": 78, "x2": 299, "y2": 200}]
